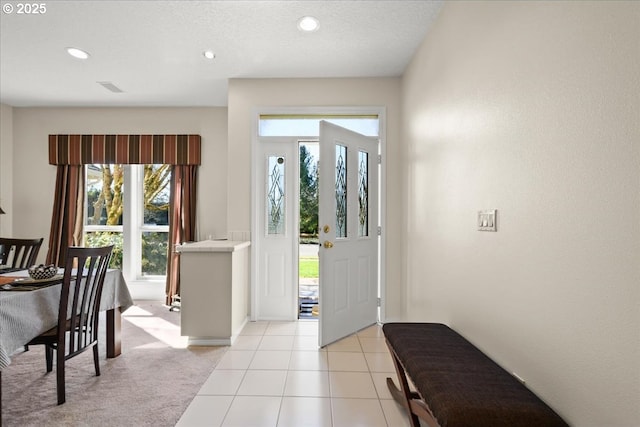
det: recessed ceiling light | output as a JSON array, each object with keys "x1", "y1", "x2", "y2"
[
  {"x1": 298, "y1": 16, "x2": 319, "y2": 32},
  {"x1": 66, "y1": 47, "x2": 90, "y2": 59},
  {"x1": 203, "y1": 50, "x2": 215, "y2": 60}
]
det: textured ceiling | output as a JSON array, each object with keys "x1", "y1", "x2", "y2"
[{"x1": 0, "y1": 1, "x2": 442, "y2": 107}]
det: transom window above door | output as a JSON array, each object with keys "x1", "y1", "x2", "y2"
[{"x1": 259, "y1": 114, "x2": 379, "y2": 137}]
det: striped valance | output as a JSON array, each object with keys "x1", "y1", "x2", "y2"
[{"x1": 48, "y1": 134, "x2": 201, "y2": 165}]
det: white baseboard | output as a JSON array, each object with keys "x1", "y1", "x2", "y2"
[
  {"x1": 186, "y1": 318, "x2": 250, "y2": 347},
  {"x1": 188, "y1": 337, "x2": 232, "y2": 346}
]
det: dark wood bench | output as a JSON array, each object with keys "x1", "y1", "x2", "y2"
[{"x1": 383, "y1": 323, "x2": 569, "y2": 427}]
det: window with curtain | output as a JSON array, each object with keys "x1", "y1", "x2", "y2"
[{"x1": 47, "y1": 134, "x2": 200, "y2": 304}]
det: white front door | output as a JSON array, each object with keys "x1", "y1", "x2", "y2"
[
  {"x1": 255, "y1": 139, "x2": 298, "y2": 320},
  {"x1": 319, "y1": 121, "x2": 379, "y2": 347}
]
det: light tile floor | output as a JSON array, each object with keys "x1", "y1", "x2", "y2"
[{"x1": 176, "y1": 320, "x2": 416, "y2": 427}]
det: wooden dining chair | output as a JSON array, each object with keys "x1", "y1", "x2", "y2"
[
  {"x1": 0, "y1": 237, "x2": 43, "y2": 269},
  {"x1": 1, "y1": 238, "x2": 45, "y2": 352},
  {"x1": 0, "y1": 237, "x2": 45, "y2": 353},
  {"x1": 27, "y1": 245, "x2": 114, "y2": 405}
]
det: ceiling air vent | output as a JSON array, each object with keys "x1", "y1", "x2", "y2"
[{"x1": 97, "y1": 81, "x2": 124, "y2": 93}]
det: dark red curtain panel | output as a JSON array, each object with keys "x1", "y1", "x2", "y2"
[
  {"x1": 46, "y1": 165, "x2": 83, "y2": 267},
  {"x1": 165, "y1": 165, "x2": 198, "y2": 305}
]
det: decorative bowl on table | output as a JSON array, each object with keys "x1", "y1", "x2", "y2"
[{"x1": 28, "y1": 264, "x2": 58, "y2": 280}]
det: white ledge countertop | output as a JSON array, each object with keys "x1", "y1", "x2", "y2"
[{"x1": 175, "y1": 240, "x2": 251, "y2": 253}]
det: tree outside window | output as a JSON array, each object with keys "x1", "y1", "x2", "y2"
[
  {"x1": 141, "y1": 164, "x2": 171, "y2": 276},
  {"x1": 299, "y1": 144, "x2": 318, "y2": 241}
]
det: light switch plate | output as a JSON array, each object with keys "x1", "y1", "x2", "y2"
[{"x1": 478, "y1": 209, "x2": 497, "y2": 231}]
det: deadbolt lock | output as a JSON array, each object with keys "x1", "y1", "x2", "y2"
[{"x1": 323, "y1": 225, "x2": 330, "y2": 233}]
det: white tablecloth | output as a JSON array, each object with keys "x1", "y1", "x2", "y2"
[{"x1": 0, "y1": 269, "x2": 133, "y2": 370}]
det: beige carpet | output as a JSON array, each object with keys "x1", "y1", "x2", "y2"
[{"x1": 1, "y1": 300, "x2": 227, "y2": 426}]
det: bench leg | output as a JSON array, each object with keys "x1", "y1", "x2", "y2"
[
  {"x1": 385, "y1": 340, "x2": 442, "y2": 427},
  {"x1": 386, "y1": 376, "x2": 421, "y2": 406},
  {"x1": 386, "y1": 342, "x2": 422, "y2": 427}
]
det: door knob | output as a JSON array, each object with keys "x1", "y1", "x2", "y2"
[{"x1": 323, "y1": 241, "x2": 334, "y2": 249}]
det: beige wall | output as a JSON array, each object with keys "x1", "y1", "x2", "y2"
[
  {"x1": 401, "y1": 1, "x2": 640, "y2": 426},
  {"x1": 226, "y1": 77, "x2": 405, "y2": 319},
  {"x1": 8, "y1": 107, "x2": 228, "y2": 281}
]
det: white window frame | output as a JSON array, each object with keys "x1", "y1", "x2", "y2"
[{"x1": 84, "y1": 164, "x2": 170, "y2": 284}]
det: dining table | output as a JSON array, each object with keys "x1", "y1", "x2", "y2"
[{"x1": 0, "y1": 267, "x2": 134, "y2": 422}]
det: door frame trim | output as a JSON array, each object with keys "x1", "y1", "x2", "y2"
[{"x1": 250, "y1": 106, "x2": 388, "y2": 323}]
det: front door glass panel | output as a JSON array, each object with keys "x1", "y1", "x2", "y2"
[
  {"x1": 335, "y1": 145, "x2": 347, "y2": 239},
  {"x1": 358, "y1": 151, "x2": 369, "y2": 237}
]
